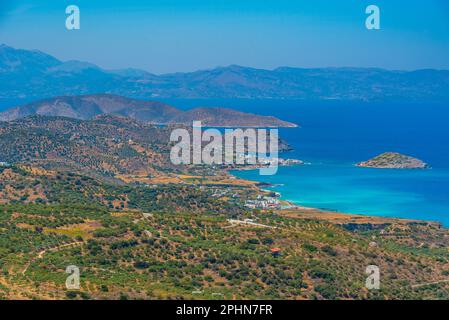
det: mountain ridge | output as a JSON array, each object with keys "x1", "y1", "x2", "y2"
[
  {"x1": 1, "y1": 44, "x2": 449, "y2": 102},
  {"x1": 0, "y1": 94, "x2": 297, "y2": 127}
]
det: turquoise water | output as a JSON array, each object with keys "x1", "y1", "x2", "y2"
[
  {"x1": 2, "y1": 98, "x2": 449, "y2": 226},
  {"x1": 232, "y1": 165, "x2": 449, "y2": 225},
  {"x1": 161, "y1": 99, "x2": 449, "y2": 226}
]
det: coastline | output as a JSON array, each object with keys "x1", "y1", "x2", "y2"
[{"x1": 228, "y1": 168, "x2": 444, "y2": 229}]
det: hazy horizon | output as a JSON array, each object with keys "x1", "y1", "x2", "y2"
[
  {"x1": 3, "y1": 42, "x2": 449, "y2": 76},
  {"x1": 1, "y1": 0, "x2": 449, "y2": 73}
]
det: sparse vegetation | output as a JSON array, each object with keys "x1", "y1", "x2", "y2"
[{"x1": 0, "y1": 116, "x2": 448, "y2": 300}]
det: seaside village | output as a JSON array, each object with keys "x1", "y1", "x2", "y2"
[
  {"x1": 211, "y1": 188, "x2": 283, "y2": 210},
  {"x1": 136, "y1": 151, "x2": 300, "y2": 211},
  {"x1": 244, "y1": 193, "x2": 282, "y2": 210}
]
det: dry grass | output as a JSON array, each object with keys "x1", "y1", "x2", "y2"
[{"x1": 43, "y1": 220, "x2": 101, "y2": 239}]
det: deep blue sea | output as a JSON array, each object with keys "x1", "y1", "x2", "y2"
[
  {"x1": 164, "y1": 99, "x2": 449, "y2": 226},
  {"x1": 1, "y1": 98, "x2": 449, "y2": 226}
]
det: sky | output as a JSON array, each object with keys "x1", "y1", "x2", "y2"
[{"x1": 0, "y1": 0, "x2": 448, "y2": 74}]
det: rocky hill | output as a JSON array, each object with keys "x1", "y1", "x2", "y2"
[
  {"x1": 356, "y1": 152, "x2": 429, "y2": 169},
  {"x1": 0, "y1": 115, "x2": 176, "y2": 177},
  {"x1": 167, "y1": 106, "x2": 296, "y2": 127},
  {"x1": 0, "y1": 94, "x2": 296, "y2": 127},
  {"x1": 0, "y1": 114, "x2": 294, "y2": 179}
]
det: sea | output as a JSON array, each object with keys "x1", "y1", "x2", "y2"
[
  {"x1": 1, "y1": 98, "x2": 449, "y2": 226},
  {"x1": 164, "y1": 99, "x2": 449, "y2": 226}
]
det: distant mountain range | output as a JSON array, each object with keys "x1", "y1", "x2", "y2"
[
  {"x1": 0, "y1": 94, "x2": 296, "y2": 127},
  {"x1": 1, "y1": 44, "x2": 449, "y2": 102}
]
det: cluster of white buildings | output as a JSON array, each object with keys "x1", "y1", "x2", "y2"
[
  {"x1": 242, "y1": 155, "x2": 303, "y2": 167},
  {"x1": 245, "y1": 196, "x2": 280, "y2": 210}
]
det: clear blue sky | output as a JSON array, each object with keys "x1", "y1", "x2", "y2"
[{"x1": 1, "y1": 0, "x2": 448, "y2": 73}]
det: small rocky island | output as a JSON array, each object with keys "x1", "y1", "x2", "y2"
[{"x1": 356, "y1": 152, "x2": 428, "y2": 169}]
